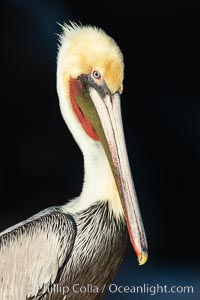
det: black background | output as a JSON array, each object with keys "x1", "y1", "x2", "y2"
[{"x1": 1, "y1": 1, "x2": 200, "y2": 299}]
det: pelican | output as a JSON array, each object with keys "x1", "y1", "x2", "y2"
[{"x1": 0, "y1": 23, "x2": 148, "y2": 299}]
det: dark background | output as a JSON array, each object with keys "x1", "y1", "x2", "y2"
[{"x1": 1, "y1": 1, "x2": 200, "y2": 299}]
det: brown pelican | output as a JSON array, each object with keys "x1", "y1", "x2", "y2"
[{"x1": 0, "y1": 23, "x2": 148, "y2": 299}]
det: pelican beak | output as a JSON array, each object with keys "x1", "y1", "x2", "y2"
[{"x1": 70, "y1": 75, "x2": 148, "y2": 265}]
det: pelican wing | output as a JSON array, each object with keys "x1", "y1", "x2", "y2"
[{"x1": 0, "y1": 208, "x2": 76, "y2": 299}]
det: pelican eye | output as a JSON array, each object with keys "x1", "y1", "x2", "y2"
[{"x1": 92, "y1": 70, "x2": 101, "y2": 79}]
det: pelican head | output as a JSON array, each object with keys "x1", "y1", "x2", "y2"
[{"x1": 57, "y1": 23, "x2": 148, "y2": 265}]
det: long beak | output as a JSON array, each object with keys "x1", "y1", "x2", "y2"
[{"x1": 71, "y1": 76, "x2": 148, "y2": 265}]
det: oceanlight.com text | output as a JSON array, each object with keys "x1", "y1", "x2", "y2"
[{"x1": 108, "y1": 283, "x2": 194, "y2": 295}]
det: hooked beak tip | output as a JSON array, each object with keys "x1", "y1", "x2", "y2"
[{"x1": 138, "y1": 248, "x2": 148, "y2": 266}]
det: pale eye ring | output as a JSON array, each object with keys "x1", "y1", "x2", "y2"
[{"x1": 92, "y1": 70, "x2": 101, "y2": 79}]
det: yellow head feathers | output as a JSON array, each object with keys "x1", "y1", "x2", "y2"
[{"x1": 58, "y1": 23, "x2": 124, "y2": 94}]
